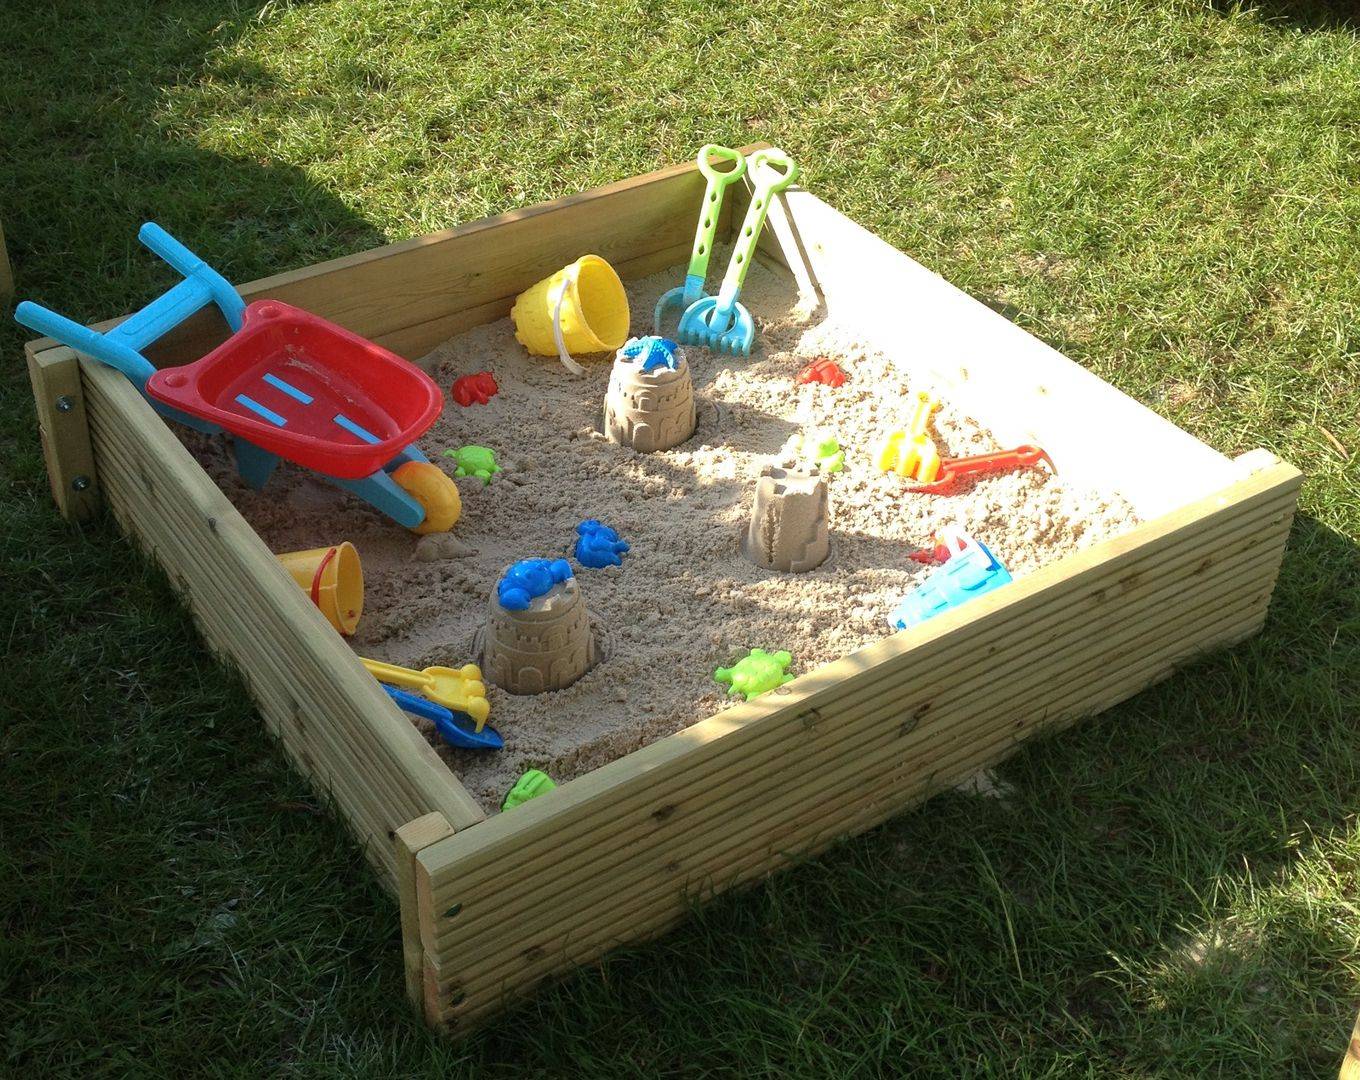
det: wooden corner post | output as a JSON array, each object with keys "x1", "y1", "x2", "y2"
[
  {"x1": 25, "y1": 343, "x2": 100, "y2": 521},
  {"x1": 394, "y1": 812, "x2": 456, "y2": 1021}
]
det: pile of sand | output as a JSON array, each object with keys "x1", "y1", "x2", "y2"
[{"x1": 184, "y1": 257, "x2": 1138, "y2": 812}]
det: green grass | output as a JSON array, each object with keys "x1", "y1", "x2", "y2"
[{"x1": 3, "y1": 0, "x2": 1359, "y2": 1074}]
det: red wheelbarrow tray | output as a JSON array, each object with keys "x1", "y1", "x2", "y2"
[
  {"x1": 22, "y1": 145, "x2": 1302, "y2": 1037},
  {"x1": 146, "y1": 299, "x2": 442, "y2": 480}
]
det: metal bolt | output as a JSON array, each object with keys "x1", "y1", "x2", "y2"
[
  {"x1": 55, "y1": 395, "x2": 74, "y2": 413},
  {"x1": 72, "y1": 475, "x2": 91, "y2": 492}
]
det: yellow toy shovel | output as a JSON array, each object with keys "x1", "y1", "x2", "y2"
[{"x1": 360, "y1": 658, "x2": 491, "y2": 731}]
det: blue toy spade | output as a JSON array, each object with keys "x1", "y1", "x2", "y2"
[
  {"x1": 676, "y1": 148, "x2": 799, "y2": 356},
  {"x1": 653, "y1": 145, "x2": 747, "y2": 335},
  {"x1": 381, "y1": 684, "x2": 504, "y2": 752}
]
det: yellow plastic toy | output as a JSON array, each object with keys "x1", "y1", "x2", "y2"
[
  {"x1": 359, "y1": 658, "x2": 491, "y2": 731},
  {"x1": 511, "y1": 254, "x2": 630, "y2": 375},
  {"x1": 392, "y1": 461, "x2": 461, "y2": 535},
  {"x1": 277, "y1": 541, "x2": 364, "y2": 636},
  {"x1": 875, "y1": 391, "x2": 942, "y2": 482}
]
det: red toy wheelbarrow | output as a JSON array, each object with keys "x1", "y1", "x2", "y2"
[{"x1": 16, "y1": 223, "x2": 460, "y2": 534}]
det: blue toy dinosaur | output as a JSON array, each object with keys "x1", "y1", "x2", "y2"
[
  {"x1": 497, "y1": 557, "x2": 574, "y2": 611},
  {"x1": 574, "y1": 519, "x2": 630, "y2": 569}
]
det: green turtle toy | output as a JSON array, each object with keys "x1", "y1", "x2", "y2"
[
  {"x1": 443, "y1": 445, "x2": 501, "y2": 485},
  {"x1": 714, "y1": 648, "x2": 795, "y2": 700}
]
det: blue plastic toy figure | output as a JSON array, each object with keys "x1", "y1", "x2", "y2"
[
  {"x1": 619, "y1": 335, "x2": 684, "y2": 373},
  {"x1": 889, "y1": 528, "x2": 1012, "y2": 630},
  {"x1": 574, "y1": 519, "x2": 630, "y2": 569},
  {"x1": 497, "y1": 558, "x2": 573, "y2": 611}
]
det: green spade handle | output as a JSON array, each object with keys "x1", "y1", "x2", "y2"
[
  {"x1": 685, "y1": 145, "x2": 749, "y2": 282},
  {"x1": 717, "y1": 148, "x2": 800, "y2": 298}
]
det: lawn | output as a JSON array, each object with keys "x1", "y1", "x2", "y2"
[{"x1": 3, "y1": 0, "x2": 1359, "y2": 1075}]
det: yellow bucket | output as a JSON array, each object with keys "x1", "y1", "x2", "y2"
[
  {"x1": 277, "y1": 542, "x2": 364, "y2": 636},
  {"x1": 511, "y1": 254, "x2": 629, "y2": 374}
]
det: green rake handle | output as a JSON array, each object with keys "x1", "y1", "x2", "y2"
[
  {"x1": 715, "y1": 148, "x2": 800, "y2": 302},
  {"x1": 684, "y1": 145, "x2": 749, "y2": 284}
]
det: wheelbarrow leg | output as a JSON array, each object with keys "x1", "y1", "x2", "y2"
[
  {"x1": 330, "y1": 468, "x2": 425, "y2": 529},
  {"x1": 233, "y1": 439, "x2": 280, "y2": 490}
]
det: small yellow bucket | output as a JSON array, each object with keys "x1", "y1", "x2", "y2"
[
  {"x1": 277, "y1": 542, "x2": 364, "y2": 636},
  {"x1": 511, "y1": 254, "x2": 629, "y2": 374}
]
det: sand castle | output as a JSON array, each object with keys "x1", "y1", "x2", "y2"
[
  {"x1": 603, "y1": 336, "x2": 697, "y2": 453},
  {"x1": 480, "y1": 561, "x2": 600, "y2": 695},
  {"x1": 743, "y1": 463, "x2": 831, "y2": 573}
]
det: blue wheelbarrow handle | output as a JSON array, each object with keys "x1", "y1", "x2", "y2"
[{"x1": 380, "y1": 683, "x2": 504, "y2": 751}]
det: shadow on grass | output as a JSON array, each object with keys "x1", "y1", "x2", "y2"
[{"x1": 1211, "y1": 0, "x2": 1360, "y2": 31}]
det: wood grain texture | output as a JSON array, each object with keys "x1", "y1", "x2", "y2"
[
  {"x1": 416, "y1": 461, "x2": 1299, "y2": 1031},
  {"x1": 394, "y1": 813, "x2": 455, "y2": 1013},
  {"x1": 23, "y1": 149, "x2": 759, "y2": 370},
  {"x1": 25, "y1": 344, "x2": 100, "y2": 521},
  {"x1": 81, "y1": 361, "x2": 484, "y2": 886},
  {"x1": 739, "y1": 179, "x2": 1241, "y2": 519}
]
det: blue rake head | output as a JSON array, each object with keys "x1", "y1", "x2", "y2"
[
  {"x1": 676, "y1": 292, "x2": 754, "y2": 356},
  {"x1": 653, "y1": 272, "x2": 706, "y2": 335}
]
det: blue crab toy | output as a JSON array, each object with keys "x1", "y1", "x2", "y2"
[
  {"x1": 574, "y1": 519, "x2": 630, "y2": 568},
  {"x1": 619, "y1": 335, "x2": 684, "y2": 373},
  {"x1": 497, "y1": 557, "x2": 573, "y2": 611}
]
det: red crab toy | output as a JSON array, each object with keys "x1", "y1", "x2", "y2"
[
  {"x1": 451, "y1": 371, "x2": 499, "y2": 407},
  {"x1": 795, "y1": 358, "x2": 847, "y2": 388}
]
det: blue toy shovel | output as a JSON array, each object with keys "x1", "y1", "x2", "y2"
[
  {"x1": 653, "y1": 145, "x2": 748, "y2": 335},
  {"x1": 676, "y1": 148, "x2": 799, "y2": 356},
  {"x1": 381, "y1": 684, "x2": 504, "y2": 751}
]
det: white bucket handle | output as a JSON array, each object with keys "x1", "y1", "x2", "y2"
[{"x1": 552, "y1": 275, "x2": 586, "y2": 376}]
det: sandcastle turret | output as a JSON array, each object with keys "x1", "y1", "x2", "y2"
[
  {"x1": 603, "y1": 336, "x2": 697, "y2": 453},
  {"x1": 743, "y1": 463, "x2": 831, "y2": 573},
  {"x1": 480, "y1": 559, "x2": 599, "y2": 695}
]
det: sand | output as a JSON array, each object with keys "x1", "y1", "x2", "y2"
[{"x1": 181, "y1": 256, "x2": 1139, "y2": 813}]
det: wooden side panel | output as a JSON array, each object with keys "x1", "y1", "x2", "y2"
[
  {"x1": 1340, "y1": 1005, "x2": 1360, "y2": 1080},
  {"x1": 82, "y1": 362, "x2": 485, "y2": 887},
  {"x1": 30, "y1": 148, "x2": 756, "y2": 369},
  {"x1": 417, "y1": 462, "x2": 1301, "y2": 1033},
  {"x1": 25, "y1": 345, "x2": 100, "y2": 521},
  {"x1": 742, "y1": 182, "x2": 1242, "y2": 520}
]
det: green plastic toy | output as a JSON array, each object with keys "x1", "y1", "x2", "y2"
[
  {"x1": 502, "y1": 769, "x2": 556, "y2": 811},
  {"x1": 714, "y1": 648, "x2": 795, "y2": 700},
  {"x1": 443, "y1": 445, "x2": 500, "y2": 485},
  {"x1": 784, "y1": 429, "x2": 845, "y2": 474}
]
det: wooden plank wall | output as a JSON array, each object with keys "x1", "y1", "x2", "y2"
[
  {"x1": 81, "y1": 363, "x2": 486, "y2": 888},
  {"x1": 740, "y1": 180, "x2": 1243, "y2": 520},
  {"x1": 28, "y1": 149, "x2": 751, "y2": 371},
  {"x1": 415, "y1": 461, "x2": 1301, "y2": 1032}
]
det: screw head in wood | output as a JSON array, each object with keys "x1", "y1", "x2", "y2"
[
  {"x1": 71, "y1": 475, "x2": 91, "y2": 491},
  {"x1": 55, "y1": 395, "x2": 74, "y2": 413}
]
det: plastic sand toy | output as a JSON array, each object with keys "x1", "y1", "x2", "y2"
[
  {"x1": 502, "y1": 769, "x2": 556, "y2": 810},
  {"x1": 906, "y1": 445, "x2": 1053, "y2": 494},
  {"x1": 14, "y1": 223, "x2": 460, "y2": 534},
  {"x1": 678, "y1": 148, "x2": 800, "y2": 356},
  {"x1": 451, "y1": 371, "x2": 499, "y2": 406},
  {"x1": 497, "y1": 558, "x2": 574, "y2": 611},
  {"x1": 512, "y1": 255, "x2": 630, "y2": 375},
  {"x1": 444, "y1": 445, "x2": 500, "y2": 484},
  {"x1": 574, "y1": 519, "x2": 630, "y2": 568},
  {"x1": 654, "y1": 145, "x2": 749, "y2": 335},
  {"x1": 381, "y1": 684, "x2": 503, "y2": 751},
  {"x1": 795, "y1": 358, "x2": 847, "y2": 387},
  {"x1": 782, "y1": 430, "x2": 845, "y2": 474},
  {"x1": 714, "y1": 648, "x2": 795, "y2": 700},
  {"x1": 619, "y1": 335, "x2": 684, "y2": 372},
  {"x1": 875, "y1": 391, "x2": 942, "y2": 482},
  {"x1": 277, "y1": 542, "x2": 364, "y2": 635},
  {"x1": 889, "y1": 528, "x2": 1012, "y2": 629},
  {"x1": 360, "y1": 658, "x2": 492, "y2": 731}
]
